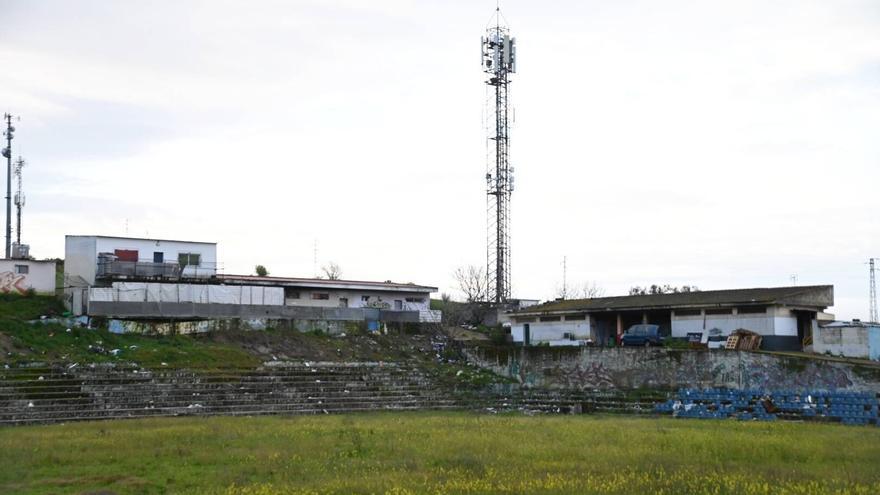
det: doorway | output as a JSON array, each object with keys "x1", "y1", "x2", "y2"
[{"x1": 523, "y1": 324, "x2": 531, "y2": 346}]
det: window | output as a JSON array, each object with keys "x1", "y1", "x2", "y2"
[
  {"x1": 394, "y1": 300, "x2": 403, "y2": 310},
  {"x1": 539, "y1": 316, "x2": 561, "y2": 322},
  {"x1": 705, "y1": 308, "x2": 732, "y2": 315},
  {"x1": 178, "y1": 253, "x2": 201, "y2": 266},
  {"x1": 14, "y1": 265, "x2": 28, "y2": 274},
  {"x1": 405, "y1": 297, "x2": 425, "y2": 303},
  {"x1": 311, "y1": 293, "x2": 330, "y2": 300},
  {"x1": 675, "y1": 309, "x2": 701, "y2": 317},
  {"x1": 153, "y1": 252, "x2": 164, "y2": 263},
  {"x1": 515, "y1": 317, "x2": 536, "y2": 323},
  {"x1": 339, "y1": 297, "x2": 348, "y2": 308},
  {"x1": 361, "y1": 295, "x2": 370, "y2": 302},
  {"x1": 284, "y1": 288, "x2": 301, "y2": 299},
  {"x1": 564, "y1": 314, "x2": 586, "y2": 321},
  {"x1": 737, "y1": 306, "x2": 766, "y2": 314}
]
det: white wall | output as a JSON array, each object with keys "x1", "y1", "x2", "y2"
[
  {"x1": 813, "y1": 325, "x2": 872, "y2": 359},
  {"x1": 671, "y1": 307, "x2": 797, "y2": 337},
  {"x1": 64, "y1": 236, "x2": 97, "y2": 285},
  {"x1": 65, "y1": 236, "x2": 218, "y2": 285},
  {"x1": 511, "y1": 316, "x2": 591, "y2": 344},
  {"x1": 284, "y1": 288, "x2": 430, "y2": 311},
  {"x1": 0, "y1": 260, "x2": 56, "y2": 295}
]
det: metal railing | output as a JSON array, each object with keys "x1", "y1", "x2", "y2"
[{"x1": 96, "y1": 260, "x2": 219, "y2": 280}]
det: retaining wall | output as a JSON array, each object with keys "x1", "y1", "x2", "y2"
[{"x1": 463, "y1": 346, "x2": 880, "y2": 393}]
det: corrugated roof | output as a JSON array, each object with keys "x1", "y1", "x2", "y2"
[
  {"x1": 66, "y1": 234, "x2": 217, "y2": 245},
  {"x1": 516, "y1": 285, "x2": 834, "y2": 314},
  {"x1": 219, "y1": 274, "x2": 437, "y2": 292}
]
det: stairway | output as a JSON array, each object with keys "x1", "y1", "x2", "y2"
[{"x1": 0, "y1": 363, "x2": 463, "y2": 426}]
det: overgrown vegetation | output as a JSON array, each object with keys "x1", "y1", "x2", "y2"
[{"x1": 0, "y1": 413, "x2": 878, "y2": 494}]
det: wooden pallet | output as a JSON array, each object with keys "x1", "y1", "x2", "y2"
[{"x1": 725, "y1": 335, "x2": 740, "y2": 350}]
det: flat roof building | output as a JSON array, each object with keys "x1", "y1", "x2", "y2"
[{"x1": 509, "y1": 285, "x2": 834, "y2": 351}]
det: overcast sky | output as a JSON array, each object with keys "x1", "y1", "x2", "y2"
[{"x1": 1, "y1": 1, "x2": 878, "y2": 319}]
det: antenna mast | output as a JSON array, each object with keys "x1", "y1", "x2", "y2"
[
  {"x1": 13, "y1": 157, "x2": 24, "y2": 247},
  {"x1": 2, "y1": 114, "x2": 14, "y2": 259},
  {"x1": 870, "y1": 258, "x2": 877, "y2": 323},
  {"x1": 482, "y1": 8, "x2": 516, "y2": 304}
]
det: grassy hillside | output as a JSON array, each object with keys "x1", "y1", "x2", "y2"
[
  {"x1": 0, "y1": 294, "x2": 259, "y2": 368},
  {"x1": 1, "y1": 413, "x2": 878, "y2": 494}
]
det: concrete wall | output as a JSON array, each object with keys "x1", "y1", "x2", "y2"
[
  {"x1": 814, "y1": 324, "x2": 880, "y2": 361},
  {"x1": 511, "y1": 315, "x2": 591, "y2": 345},
  {"x1": 463, "y1": 345, "x2": 880, "y2": 393},
  {"x1": 284, "y1": 289, "x2": 429, "y2": 311},
  {"x1": 671, "y1": 307, "x2": 797, "y2": 337},
  {"x1": 87, "y1": 300, "x2": 424, "y2": 323},
  {"x1": 0, "y1": 259, "x2": 56, "y2": 295},
  {"x1": 64, "y1": 236, "x2": 97, "y2": 285}
]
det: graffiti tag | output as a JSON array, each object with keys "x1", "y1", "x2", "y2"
[{"x1": 0, "y1": 271, "x2": 27, "y2": 294}]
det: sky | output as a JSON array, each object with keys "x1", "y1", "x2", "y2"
[{"x1": 1, "y1": 0, "x2": 878, "y2": 320}]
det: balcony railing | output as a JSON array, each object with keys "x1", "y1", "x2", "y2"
[{"x1": 96, "y1": 260, "x2": 218, "y2": 280}]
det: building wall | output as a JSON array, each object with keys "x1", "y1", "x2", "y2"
[
  {"x1": 0, "y1": 260, "x2": 56, "y2": 295},
  {"x1": 813, "y1": 325, "x2": 880, "y2": 360},
  {"x1": 671, "y1": 306, "x2": 797, "y2": 337},
  {"x1": 284, "y1": 289, "x2": 430, "y2": 311},
  {"x1": 64, "y1": 236, "x2": 98, "y2": 285},
  {"x1": 65, "y1": 236, "x2": 217, "y2": 285},
  {"x1": 510, "y1": 316, "x2": 591, "y2": 345}
]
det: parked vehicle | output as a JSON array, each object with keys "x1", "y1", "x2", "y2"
[{"x1": 621, "y1": 324, "x2": 663, "y2": 346}]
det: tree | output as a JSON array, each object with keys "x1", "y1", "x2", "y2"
[
  {"x1": 453, "y1": 265, "x2": 488, "y2": 303},
  {"x1": 629, "y1": 284, "x2": 699, "y2": 296},
  {"x1": 255, "y1": 265, "x2": 269, "y2": 277},
  {"x1": 321, "y1": 262, "x2": 342, "y2": 280},
  {"x1": 556, "y1": 281, "x2": 605, "y2": 300}
]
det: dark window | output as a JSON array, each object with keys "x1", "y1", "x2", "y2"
[
  {"x1": 737, "y1": 306, "x2": 767, "y2": 314},
  {"x1": 539, "y1": 316, "x2": 561, "y2": 322},
  {"x1": 311, "y1": 293, "x2": 330, "y2": 300},
  {"x1": 361, "y1": 295, "x2": 370, "y2": 302},
  {"x1": 178, "y1": 253, "x2": 201, "y2": 266},
  {"x1": 564, "y1": 314, "x2": 586, "y2": 321},
  {"x1": 153, "y1": 252, "x2": 164, "y2": 263},
  {"x1": 705, "y1": 308, "x2": 732, "y2": 315},
  {"x1": 515, "y1": 317, "x2": 536, "y2": 323},
  {"x1": 675, "y1": 309, "x2": 701, "y2": 316},
  {"x1": 285, "y1": 288, "x2": 301, "y2": 299},
  {"x1": 405, "y1": 297, "x2": 424, "y2": 303},
  {"x1": 14, "y1": 264, "x2": 28, "y2": 274}
]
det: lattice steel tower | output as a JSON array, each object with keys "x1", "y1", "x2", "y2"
[
  {"x1": 482, "y1": 9, "x2": 516, "y2": 304},
  {"x1": 870, "y1": 258, "x2": 877, "y2": 323}
]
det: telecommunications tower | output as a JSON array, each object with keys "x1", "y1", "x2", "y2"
[
  {"x1": 870, "y1": 258, "x2": 877, "y2": 323},
  {"x1": 482, "y1": 8, "x2": 516, "y2": 304},
  {"x1": 14, "y1": 157, "x2": 24, "y2": 247}
]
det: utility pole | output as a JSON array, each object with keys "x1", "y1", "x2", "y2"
[
  {"x1": 13, "y1": 156, "x2": 24, "y2": 247},
  {"x1": 2, "y1": 114, "x2": 15, "y2": 259}
]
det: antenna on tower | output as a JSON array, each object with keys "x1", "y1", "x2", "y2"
[
  {"x1": 870, "y1": 258, "x2": 877, "y2": 323},
  {"x1": 13, "y1": 156, "x2": 24, "y2": 247},
  {"x1": 482, "y1": 7, "x2": 517, "y2": 304}
]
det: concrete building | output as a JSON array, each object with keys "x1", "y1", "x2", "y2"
[
  {"x1": 509, "y1": 285, "x2": 834, "y2": 351},
  {"x1": 813, "y1": 320, "x2": 880, "y2": 361},
  {"x1": 64, "y1": 235, "x2": 439, "y2": 328},
  {"x1": 0, "y1": 259, "x2": 56, "y2": 295}
]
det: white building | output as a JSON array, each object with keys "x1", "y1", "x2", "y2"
[
  {"x1": 64, "y1": 235, "x2": 439, "y2": 324},
  {"x1": 509, "y1": 285, "x2": 834, "y2": 351},
  {"x1": 0, "y1": 259, "x2": 56, "y2": 295}
]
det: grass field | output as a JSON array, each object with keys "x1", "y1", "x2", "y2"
[{"x1": 1, "y1": 413, "x2": 879, "y2": 495}]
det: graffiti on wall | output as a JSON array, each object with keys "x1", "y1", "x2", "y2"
[{"x1": 0, "y1": 271, "x2": 27, "y2": 294}]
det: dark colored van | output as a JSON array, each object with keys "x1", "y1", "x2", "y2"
[{"x1": 621, "y1": 324, "x2": 663, "y2": 347}]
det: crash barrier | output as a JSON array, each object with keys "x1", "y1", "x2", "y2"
[{"x1": 654, "y1": 388, "x2": 880, "y2": 426}]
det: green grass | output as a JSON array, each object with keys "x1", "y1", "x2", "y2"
[
  {"x1": 1, "y1": 413, "x2": 878, "y2": 494},
  {"x1": 0, "y1": 294, "x2": 259, "y2": 369}
]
